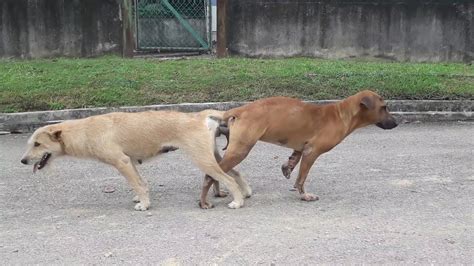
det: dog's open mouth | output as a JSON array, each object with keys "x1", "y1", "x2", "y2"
[{"x1": 33, "y1": 153, "x2": 51, "y2": 173}]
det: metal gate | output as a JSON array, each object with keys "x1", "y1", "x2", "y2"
[{"x1": 135, "y1": 0, "x2": 211, "y2": 51}]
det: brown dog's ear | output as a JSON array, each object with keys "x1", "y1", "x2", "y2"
[
  {"x1": 49, "y1": 130, "x2": 62, "y2": 142},
  {"x1": 360, "y1": 96, "x2": 375, "y2": 110}
]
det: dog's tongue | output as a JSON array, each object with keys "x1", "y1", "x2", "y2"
[{"x1": 33, "y1": 162, "x2": 39, "y2": 173}]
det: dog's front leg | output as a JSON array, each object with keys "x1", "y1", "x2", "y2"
[
  {"x1": 113, "y1": 155, "x2": 150, "y2": 211},
  {"x1": 281, "y1": 150, "x2": 302, "y2": 179},
  {"x1": 294, "y1": 147, "x2": 320, "y2": 202}
]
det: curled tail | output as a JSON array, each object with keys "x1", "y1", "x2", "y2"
[
  {"x1": 222, "y1": 107, "x2": 242, "y2": 122},
  {"x1": 220, "y1": 108, "x2": 246, "y2": 150},
  {"x1": 204, "y1": 110, "x2": 229, "y2": 150},
  {"x1": 207, "y1": 107, "x2": 244, "y2": 150}
]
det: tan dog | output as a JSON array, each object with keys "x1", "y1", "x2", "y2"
[
  {"x1": 200, "y1": 90, "x2": 397, "y2": 208},
  {"x1": 20, "y1": 110, "x2": 249, "y2": 211}
]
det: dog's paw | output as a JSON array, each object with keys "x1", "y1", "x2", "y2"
[
  {"x1": 242, "y1": 187, "x2": 252, "y2": 198},
  {"x1": 214, "y1": 190, "x2": 228, "y2": 198},
  {"x1": 132, "y1": 195, "x2": 140, "y2": 203},
  {"x1": 199, "y1": 201, "x2": 214, "y2": 209},
  {"x1": 134, "y1": 202, "x2": 150, "y2": 211},
  {"x1": 227, "y1": 200, "x2": 243, "y2": 209},
  {"x1": 301, "y1": 193, "x2": 319, "y2": 201},
  {"x1": 281, "y1": 163, "x2": 292, "y2": 179}
]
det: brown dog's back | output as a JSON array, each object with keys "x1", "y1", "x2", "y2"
[{"x1": 223, "y1": 97, "x2": 321, "y2": 150}]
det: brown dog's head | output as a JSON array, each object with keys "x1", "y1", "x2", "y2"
[
  {"x1": 356, "y1": 90, "x2": 398, "y2": 130},
  {"x1": 20, "y1": 125, "x2": 64, "y2": 173}
]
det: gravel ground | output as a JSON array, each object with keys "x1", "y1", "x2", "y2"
[{"x1": 1, "y1": 122, "x2": 473, "y2": 264}]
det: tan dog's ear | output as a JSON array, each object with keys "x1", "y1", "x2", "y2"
[
  {"x1": 49, "y1": 130, "x2": 62, "y2": 142},
  {"x1": 360, "y1": 96, "x2": 374, "y2": 110}
]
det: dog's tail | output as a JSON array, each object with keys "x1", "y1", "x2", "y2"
[
  {"x1": 206, "y1": 107, "x2": 246, "y2": 150},
  {"x1": 218, "y1": 107, "x2": 248, "y2": 150},
  {"x1": 222, "y1": 107, "x2": 243, "y2": 122},
  {"x1": 205, "y1": 110, "x2": 230, "y2": 150}
]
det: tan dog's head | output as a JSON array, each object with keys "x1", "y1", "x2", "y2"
[
  {"x1": 356, "y1": 90, "x2": 398, "y2": 130},
  {"x1": 21, "y1": 125, "x2": 64, "y2": 173}
]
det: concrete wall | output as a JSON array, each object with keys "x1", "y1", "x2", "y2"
[
  {"x1": 226, "y1": 0, "x2": 473, "y2": 62},
  {"x1": 0, "y1": 0, "x2": 122, "y2": 58},
  {"x1": 138, "y1": 18, "x2": 207, "y2": 48}
]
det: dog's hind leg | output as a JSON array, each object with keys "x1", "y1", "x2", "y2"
[
  {"x1": 227, "y1": 169, "x2": 251, "y2": 198},
  {"x1": 217, "y1": 128, "x2": 257, "y2": 194},
  {"x1": 211, "y1": 146, "x2": 229, "y2": 198},
  {"x1": 199, "y1": 140, "x2": 255, "y2": 209},
  {"x1": 108, "y1": 154, "x2": 150, "y2": 211},
  {"x1": 210, "y1": 145, "x2": 247, "y2": 198},
  {"x1": 199, "y1": 163, "x2": 245, "y2": 209},
  {"x1": 200, "y1": 176, "x2": 216, "y2": 209},
  {"x1": 212, "y1": 180, "x2": 228, "y2": 198},
  {"x1": 199, "y1": 125, "x2": 260, "y2": 208},
  {"x1": 198, "y1": 136, "x2": 231, "y2": 208},
  {"x1": 184, "y1": 141, "x2": 245, "y2": 209}
]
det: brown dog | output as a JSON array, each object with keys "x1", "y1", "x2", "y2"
[{"x1": 199, "y1": 90, "x2": 397, "y2": 208}]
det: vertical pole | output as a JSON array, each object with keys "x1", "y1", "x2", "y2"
[
  {"x1": 207, "y1": 0, "x2": 212, "y2": 51},
  {"x1": 122, "y1": 0, "x2": 134, "y2": 57},
  {"x1": 217, "y1": 0, "x2": 228, "y2": 57},
  {"x1": 134, "y1": 0, "x2": 139, "y2": 50}
]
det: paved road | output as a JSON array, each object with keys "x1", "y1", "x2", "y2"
[{"x1": 1, "y1": 122, "x2": 473, "y2": 264}]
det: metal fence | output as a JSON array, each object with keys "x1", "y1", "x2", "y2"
[{"x1": 135, "y1": 0, "x2": 211, "y2": 51}]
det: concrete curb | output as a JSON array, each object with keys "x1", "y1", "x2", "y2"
[{"x1": 1, "y1": 100, "x2": 472, "y2": 133}]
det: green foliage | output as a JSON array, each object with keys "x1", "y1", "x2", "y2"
[{"x1": 0, "y1": 56, "x2": 472, "y2": 113}]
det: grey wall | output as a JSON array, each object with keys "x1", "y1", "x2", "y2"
[
  {"x1": 138, "y1": 18, "x2": 207, "y2": 48},
  {"x1": 0, "y1": 0, "x2": 122, "y2": 58},
  {"x1": 226, "y1": 0, "x2": 473, "y2": 62}
]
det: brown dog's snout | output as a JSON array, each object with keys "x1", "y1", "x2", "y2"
[
  {"x1": 376, "y1": 116, "x2": 398, "y2": 130},
  {"x1": 21, "y1": 158, "x2": 28, "y2": 165}
]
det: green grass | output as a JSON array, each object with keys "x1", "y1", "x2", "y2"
[{"x1": 0, "y1": 56, "x2": 472, "y2": 113}]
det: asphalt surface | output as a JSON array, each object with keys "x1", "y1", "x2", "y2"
[{"x1": 1, "y1": 122, "x2": 473, "y2": 264}]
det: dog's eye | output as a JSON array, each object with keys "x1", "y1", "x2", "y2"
[{"x1": 34, "y1": 142, "x2": 41, "y2": 147}]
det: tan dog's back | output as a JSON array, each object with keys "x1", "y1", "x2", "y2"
[{"x1": 55, "y1": 110, "x2": 225, "y2": 160}]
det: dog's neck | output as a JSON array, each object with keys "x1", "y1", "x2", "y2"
[
  {"x1": 56, "y1": 130, "x2": 82, "y2": 157},
  {"x1": 58, "y1": 138, "x2": 67, "y2": 155},
  {"x1": 60, "y1": 135, "x2": 81, "y2": 157},
  {"x1": 335, "y1": 96, "x2": 368, "y2": 136}
]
